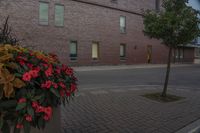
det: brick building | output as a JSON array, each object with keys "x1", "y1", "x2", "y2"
[{"x1": 0, "y1": 0, "x2": 195, "y2": 66}]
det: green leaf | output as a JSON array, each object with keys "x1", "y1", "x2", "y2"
[
  {"x1": 1, "y1": 121, "x2": 10, "y2": 133},
  {"x1": 0, "y1": 116, "x2": 3, "y2": 129},
  {"x1": 14, "y1": 73, "x2": 22, "y2": 77},
  {"x1": 16, "y1": 102, "x2": 26, "y2": 111},
  {"x1": 50, "y1": 88, "x2": 60, "y2": 98},
  {"x1": 0, "y1": 88, "x2": 3, "y2": 99},
  {"x1": 0, "y1": 100, "x2": 17, "y2": 109},
  {"x1": 23, "y1": 122, "x2": 31, "y2": 133},
  {"x1": 14, "y1": 128, "x2": 20, "y2": 133},
  {"x1": 27, "y1": 106, "x2": 34, "y2": 117},
  {"x1": 38, "y1": 117, "x2": 45, "y2": 129},
  {"x1": 33, "y1": 95, "x2": 43, "y2": 101}
]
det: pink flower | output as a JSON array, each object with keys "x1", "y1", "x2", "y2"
[
  {"x1": 41, "y1": 80, "x2": 52, "y2": 89},
  {"x1": 55, "y1": 68, "x2": 61, "y2": 74},
  {"x1": 35, "y1": 106, "x2": 45, "y2": 113},
  {"x1": 43, "y1": 114, "x2": 50, "y2": 121},
  {"x1": 44, "y1": 106, "x2": 52, "y2": 117},
  {"x1": 18, "y1": 98, "x2": 26, "y2": 103},
  {"x1": 53, "y1": 83, "x2": 58, "y2": 89},
  {"x1": 22, "y1": 72, "x2": 31, "y2": 81},
  {"x1": 33, "y1": 66, "x2": 41, "y2": 72},
  {"x1": 59, "y1": 82, "x2": 66, "y2": 89},
  {"x1": 25, "y1": 115, "x2": 32, "y2": 122},
  {"x1": 66, "y1": 90, "x2": 71, "y2": 97},
  {"x1": 16, "y1": 123, "x2": 23, "y2": 129},
  {"x1": 65, "y1": 68, "x2": 73, "y2": 75},
  {"x1": 32, "y1": 101, "x2": 39, "y2": 108},
  {"x1": 29, "y1": 70, "x2": 39, "y2": 78},
  {"x1": 19, "y1": 60, "x2": 25, "y2": 66},
  {"x1": 60, "y1": 90, "x2": 65, "y2": 97},
  {"x1": 45, "y1": 67, "x2": 53, "y2": 77},
  {"x1": 27, "y1": 63, "x2": 33, "y2": 69},
  {"x1": 70, "y1": 83, "x2": 77, "y2": 92}
]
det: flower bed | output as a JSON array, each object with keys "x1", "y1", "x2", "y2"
[{"x1": 0, "y1": 44, "x2": 77, "y2": 133}]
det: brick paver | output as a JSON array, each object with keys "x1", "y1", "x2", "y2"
[{"x1": 61, "y1": 86, "x2": 200, "y2": 133}]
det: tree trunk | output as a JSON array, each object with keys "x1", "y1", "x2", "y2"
[{"x1": 161, "y1": 46, "x2": 173, "y2": 97}]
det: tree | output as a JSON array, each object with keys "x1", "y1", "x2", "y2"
[
  {"x1": 0, "y1": 16, "x2": 18, "y2": 45},
  {"x1": 143, "y1": 0, "x2": 200, "y2": 97}
]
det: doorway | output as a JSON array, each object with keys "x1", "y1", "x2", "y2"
[{"x1": 147, "y1": 45, "x2": 152, "y2": 63}]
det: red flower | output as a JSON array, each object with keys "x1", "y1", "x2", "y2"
[
  {"x1": 27, "y1": 63, "x2": 33, "y2": 69},
  {"x1": 44, "y1": 106, "x2": 52, "y2": 117},
  {"x1": 70, "y1": 83, "x2": 77, "y2": 92},
  {"x1": 25, "y1": 115, "x2": 32, "y2": 122},
  {"x1": 45, "y1": 66, "x2": 53, "y2": 77},
  {"x1": 35, "y1": 106, "x2": 45, "y2": 113},
  {"x1": 55, "y1": 68, "x2": 61, "y2": 74},
  {"x1": 18, "y1": 98, "x2": 26, "y2": 103},
  {"x1": 32, "y1": 101, "x2": 39, "y2": 108},
  {"x1": 41, "y1": 80, "x2": 52, "y2": 89},
  {"x1": 60, "y1": 90, "x2": 65, "y2": 97},
  {"x1": 66, "y1": 90, "x2": 71, "y2": 97},
  {"x1": 61, "y1": 64, "x2": 67, "y2": 71},
  {"x1": 19, "y1": 60, "x2": 25, "y2": 66},
  {"x1": 53, "y1": 83, "x2": 58, "y2": 89},
  {"x1": 65, "y1": 68, "x2": 73, "y2": 75},
  {"x1": 29, "y1": 70, "x2": 39, "y2": 78},
  {"x1": 42, "y1": 63, "x2": 48, "y2": 68},
  {"x1": 16, "y1": 123, "x2": 23, "y2": 129},
  {"x1": 22, "y1": 72, "x2": 31, "y2": 81},
  {"x1": 42, "y1": 106, "x2": 53, "y2": 121},
  {"x1": 59, "y1": 82, "x2": 66, "y2": 89},
  {"x1": 33, "y1": 66, "x2": 41, "y2": 72},
  {"x1": 43, "y1": 114, "x2": 50, "y2": 121}
]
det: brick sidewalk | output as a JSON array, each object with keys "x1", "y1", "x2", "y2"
[{"x1": 61, "y1": 86, "x2": 200, "y2": 133}]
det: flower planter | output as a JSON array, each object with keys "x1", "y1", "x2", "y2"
[{"x1": 0, "y1": 44, "x2": 77, "y2": 133}]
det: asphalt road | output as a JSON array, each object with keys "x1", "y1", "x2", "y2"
[{"x1": 76, "y1": 64, "x2": 200, "y2": 90}]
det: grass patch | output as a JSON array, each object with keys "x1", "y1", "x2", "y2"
[{"x1": 142, "y1": 92, "x2": 185, "y2": 103}]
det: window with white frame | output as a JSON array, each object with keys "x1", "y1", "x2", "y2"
[
  {"x1": 39, "y1": 2, "x2": 49, "y2": 25},
  {"x1": 92, "y1": 42, "x2": 99, "y2": 59},
  {"x1": 55, "y1": 4, "x2": 64, "y2": 26},
  {"x1": 120, "y1": 44, "x2": 126, "y2": 58},
  {"x1": 120, "y1": 16, "x2": 126, "y2": 33}
]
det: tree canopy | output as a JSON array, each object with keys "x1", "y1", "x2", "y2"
[{"x1": 143, "y1": 0, "x2": 200, "y2": 47}]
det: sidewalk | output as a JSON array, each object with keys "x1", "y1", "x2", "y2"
[
  {"x1": 72, "y1": 64, "x2": 194, "y2": 72},
  {"x1": 61, "y1": 85, "x2": 200, "y2": 133}
]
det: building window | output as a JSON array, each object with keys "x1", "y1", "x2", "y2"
[
  {"x1": 39, "y1": 2, "x2": 49, "y2": 25},
  {"x1": 120, "y1": 16, "x2": 126, "y2": 33},
  {"x1": 195, "y1": 48, "x2": 200, "y2": 58},
  {"x1": 120, "y1": 44, "x2": 126, "y2": 59},
  {"x1": 55, "y1": 4, "x2": 64, "y2": 26},
  {"x1": 92, "y1": 42, "x2": 99, "y2": 60},
  {"x1": 69, "y1": 41, "x2": 77, "y2": 60},
  {"x1": 155, "y1": 0, "x2": 160, "y2": 12},
  {"x1": 175, "y1": 48, "x2": 184, "y2": 59}
]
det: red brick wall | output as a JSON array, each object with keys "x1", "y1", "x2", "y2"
[{"x1": 0, "y1": 0, "x2": 193, "y2": 66}]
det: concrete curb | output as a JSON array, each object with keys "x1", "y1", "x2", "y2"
[
  {"x1": 175, "y1": 119, "x2": 200, "y2": 133},
  {"x1": 72, "y1": 64, "x2": 194, "y2": 72}
]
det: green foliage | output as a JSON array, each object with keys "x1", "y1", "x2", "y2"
[{"x1": 143, "y1": 0, "x2": 200, "y2": 47}]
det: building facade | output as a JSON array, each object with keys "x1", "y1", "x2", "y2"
[
  {"x1": 188, "y1": 0, "x2": 200, "y2": 63},
  {"x1": 0, "y1": 0, "x2": 195, "y2": 66}
]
